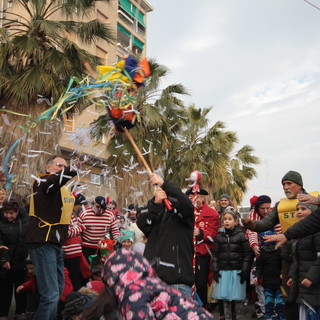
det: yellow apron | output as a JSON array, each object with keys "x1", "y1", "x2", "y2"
[
  {"x1": 29, "y1": 186, "x2": 75, "y2": 241},
  {"x1": 278, "y1": 191, "x2": 319, "y2": 232}
]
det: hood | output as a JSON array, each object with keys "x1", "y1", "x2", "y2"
[{"x1": 102, "y1": 248, "x2": 155, "y2": 295}]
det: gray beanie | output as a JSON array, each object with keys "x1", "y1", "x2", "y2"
[
  {"x1": 296, "y1": 201, "x2": 317, "y2": 212},
  {"x1": 281, "y1": 171, "x2": 303, "y2": 187},
  {"x1": 220, "y1": 194, "x2": 231, "y2": 201}
]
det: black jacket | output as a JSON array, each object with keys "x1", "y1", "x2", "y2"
[
  {"x1": 26, "y1": 166, "x2": 77, "y2": 246},
  {"x1": 0, "y1": 207, "x2": 29, "y2": 270},
  {"x1": 285, "y1": 207, "x2": 320, "y2": 240},
  {"x1": 212, "y1": 227, "x2": 251, "y2": 273},
  {"x1": 289, "y1": 232, "x2": 320, "y2": 307},
  {"x1": 137, "y1": 180, "x2": 194, "y2": 287},
  {"x1": 255, "y1": 247, "x2": 282, "y2": 289}
]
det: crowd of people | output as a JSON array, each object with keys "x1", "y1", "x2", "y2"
[{"x1": 1, "y1": 155, "x2": 320, "y2": 320}]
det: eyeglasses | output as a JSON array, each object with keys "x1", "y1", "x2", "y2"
[{"x1": 55, "y1": 163, "x2": 67, "y2": 168}]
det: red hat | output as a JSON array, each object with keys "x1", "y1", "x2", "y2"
[
  {"x1": 250, "y1": 195, "x2": 259, "y2": 207},
  {"x1": 86, "y1": 280, "x2": 104, "y2": 294}
]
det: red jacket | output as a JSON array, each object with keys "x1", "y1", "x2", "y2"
[
  {"x1": 195, "y1": 202, "x2": 219, "y2": 256},
  {"x1": 20, "y1": 273, "x2": 37, "y2": 293},
  {"x1": 21, "y1": 268, "x2": 73, "y2": 302}
]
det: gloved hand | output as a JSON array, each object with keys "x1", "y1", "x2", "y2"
[
  {"x1": 214, "y1": 271, "x2": 221, "y2": 283},
  {"x1": 237, "y1": 270, "x2": 247, "y2": 284}
]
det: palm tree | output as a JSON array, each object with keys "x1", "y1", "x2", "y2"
[
  {"x1": 90, "y1": 60, "x2": 259, "y2": 207},
  {"x1": 166, "y1": 104, "x2": 259, "y2": 205},
  {"x1": 0, "y1": 0, "x2": 115, "y2": 190},
  {"x1": 90, "y1": 59, "x2": 190, "y2": 206}
]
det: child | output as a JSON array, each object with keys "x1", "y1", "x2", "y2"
[
  {"x1": 287, "y1": 202, "x2": 320, "y2": 320},
  {"x1": 16, "y1": 259, "x2": 39, "y2": 319},
  {"x1": 252, "y1": 230, "x2": 285, "y2": 320},
  {"x1": 119, "y1": 229, "x2": 135, "y2": 250},
  {"x1": 212, "y1": 206, "x2": 251, "y2": 320}
]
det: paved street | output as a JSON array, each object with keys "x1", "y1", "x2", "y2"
[{"x1": 210, "y1": 302, "x2": 256, "y2": 319}]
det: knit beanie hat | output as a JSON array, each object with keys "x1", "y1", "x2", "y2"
[
  {"x1": 220, "y1": 194, "x2": 231, "y2": 201},
  {"x1": 254, "y1": 195, "x2": 272, "y2": 212},
  {"x1": 296, "y1": 201, "x2": 318, "y2": 213},
  {"x1": 86, "y1": 280, "x2": 104, "y2": 294},
  {"x1": 62, "y1": 292, "x2": 88, "y2": 318},
  {"x1": 95, "y1": 196, "x2": 106, "y2": 209},
  {"x1": 120, "y1": 229, "x2": 135, "y2": 244},
  {"x1": 250, "y1": 195, "x2": 259, "y2": 208},
  {"x1": 281, "y1": 171, "x2": 303, "y2": 187}
]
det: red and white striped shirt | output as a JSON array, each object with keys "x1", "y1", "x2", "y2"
[
  {"x1": 62, "y1": 214, "x2": 85, "y2": 258},
  {"x1": 246, "y1": 209, "x2": 282, "y2": 248},
  {"x1": 78, "y1": 208, "x2": 120, "y2": 248}
]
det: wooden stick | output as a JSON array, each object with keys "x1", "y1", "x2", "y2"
[
  {"x1": 123, "y1": 127, "x2": 152, "y2": 174},
  {"x1": 123, "y1": 127, "x2": 173, "y2": 211}
]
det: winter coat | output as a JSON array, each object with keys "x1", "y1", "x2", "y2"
[
  {"x1": 103, "y1": 248, "x2": 214, "y2": 320},
  {"x1": 289, "y1": 232, "x2": 320, "y2": 307},
  {"x1": 255, "y1": 247, "x2": 282, "y2": 289},
  {"x1": 137, "y1": 180, "x2": 194, "y2": 287},
  {"x1": 212, "y1": 226, "x2": 251, "y2": 273},
  {"x1": 20, "y1": 267, "x2": 74, "y2": 302},
  {"x1": 0, "y1": 207, "x2": 29, "y2": 270},
  {"x1": 194, "y1": 202, "x2": 219, "y2": 256},
  {"x1": 285, "y1": 207, "x2": 320, "y2": 240}
]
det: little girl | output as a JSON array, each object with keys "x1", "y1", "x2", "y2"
[{"x1": 212, "y1": 207, "x2": 251, "y2": 320}]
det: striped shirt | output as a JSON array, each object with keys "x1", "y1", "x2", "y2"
[
  {"x1": 78, "y1": 208, "x2": 120, "y2": 248},
  {"x1": 62, "y1": 214, "x2": 84, "y2": 258},
  {"x1": 246, "y1": 208, "x2": 282, "y2": 248}
]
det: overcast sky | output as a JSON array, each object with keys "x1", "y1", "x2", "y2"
[{"x1": 145, "y1": 0, "x2": 320, "y2": 205}]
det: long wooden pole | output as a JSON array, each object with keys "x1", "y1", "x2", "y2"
[
  {"x1": 122, "y1": 127, "x2": 172, "y2": 210},
  {"x1": 123, "y1": 127, "x2": 152, "y2": 174}
]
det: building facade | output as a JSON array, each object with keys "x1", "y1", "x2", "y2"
[{"x1": 0, "y1": 0, "x2": 153, "y2": 203}]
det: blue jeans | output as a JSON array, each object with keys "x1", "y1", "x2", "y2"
[
  {"x1": 171, "y1": 284, "x2": 192, "y2": 298},
  {"x1": 30, "y1": 244, "x2": 64, "y2": 320}
]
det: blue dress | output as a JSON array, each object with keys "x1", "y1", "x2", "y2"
[{"x1": 213, "y1": 270, "x2": 246, "y2": 301}]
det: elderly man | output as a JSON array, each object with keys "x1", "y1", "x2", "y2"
[
  {"x1": 243, "y1": 171, "x2": 318, "y2": 233},
  {"x1": 243, "y1": 170, "x2": 319, "y2": 320}
]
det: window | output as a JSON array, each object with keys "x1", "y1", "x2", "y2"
[{"x1": 91, "y1": 173, "x2": 101, "y2": 185}]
